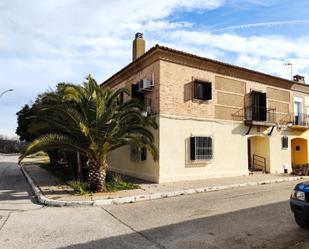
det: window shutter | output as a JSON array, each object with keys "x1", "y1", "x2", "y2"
[
  {"x1": 198, "y1": 83, "x2": 204, "y2": 99},
  {"x1": 141, "y1": 148, "x2": 147, "y2": 161},
  {"x1": 190, "y1": 137, "x2": 196, "y2": 160},
  {"x1": 131, "y1": 84, "x2": 139, "y2": 98},
  {"x1": 205, "y1": 82, "x2": 212, "y2": 100},
  {"x1": 259, "y1": 93, "x2": 267, "y2": 121},
  {"x1": 193, "y1": 83, "x2": 199, "y2": 99},
  {"x1": 130, "y1": 145, "x2": 138, "y2": 161}
]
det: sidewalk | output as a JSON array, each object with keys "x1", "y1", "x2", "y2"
[{"x1": 21, "y1": 163, "x2": 309, "y2": 206}]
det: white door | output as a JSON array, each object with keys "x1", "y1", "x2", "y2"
[{"x1": 294, "y1": 101, "x2": 302, "y2": 125}]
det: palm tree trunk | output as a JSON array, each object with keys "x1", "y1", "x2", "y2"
[
  {"x1": 87, "y1": 159, "x2": 107, "y2": 192},
  {"x1": 76, "y1": 151, "x2": 83, "y2": 181}
]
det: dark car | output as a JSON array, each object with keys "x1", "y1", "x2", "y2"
[{"x1": 290, "y1": 181, "x2": 309, "y2": 229}]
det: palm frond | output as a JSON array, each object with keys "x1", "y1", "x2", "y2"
[{"x1": 19, "y1": 134, "x2": 90, "y2": 163}]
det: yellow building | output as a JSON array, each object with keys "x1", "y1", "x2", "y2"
[{"x1": 102, "y1": 33, "x2": 309, "y2": 183}]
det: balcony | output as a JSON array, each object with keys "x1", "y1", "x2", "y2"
[
  {"x1": 142, "y1": 98, "x2": 153, "y2": 116},
  {"x1": 287, "y1": 113, "x2": 309, "y2": 130},
  {"x1": 244, "y1": 106, "x2": 276, "y2": 126}
]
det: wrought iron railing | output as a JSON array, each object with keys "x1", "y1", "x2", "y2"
[
  {"x1": 143, "y1": 98, "x2": 153, "y2": 116},
  {"x1": 244, "y1": 106, "x2": 276, "y2": 123},
  {"x1": 290, "y1": 113, "x2": 309, "y2": 126}
]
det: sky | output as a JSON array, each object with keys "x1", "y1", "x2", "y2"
[{"x1": 1, "y1": 0, "x2": 309, "y2": 138}]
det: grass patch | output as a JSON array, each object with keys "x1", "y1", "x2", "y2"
[
  {"x1": 67, "y1": 181, "x2": 90, "y2": 195},
  {"x1": 106, "y1": 180, "x2": 140, "y2": 192}
]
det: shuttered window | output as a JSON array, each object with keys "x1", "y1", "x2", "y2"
[
  {"x1": 190, "y1": 137, "x2": 213, "y2": 160},
  {"x1": 193, "y1": 80, "x2": 212, "y2": 101},
  {"x1": 282, "y1": 136, "x2": 288, "y2": 149},
  {"x1": 131, "y1": 84, "x2": 144, "y2": 100}
]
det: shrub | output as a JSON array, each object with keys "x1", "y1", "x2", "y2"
[
  {"x1": 105, "y1": 172, "x2": 140, "y2": 192},
  {"x1": 67, "y1": 181, "x2": 90, "y2": 195}
]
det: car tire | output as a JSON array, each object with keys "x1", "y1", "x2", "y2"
[{"x1": 294, "y1": 214, "x2": 309, "y2": 229}]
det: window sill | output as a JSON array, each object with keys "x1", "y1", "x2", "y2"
[
  {"x1": 192, "y1": 99, "x2": 212, "y2": 104},
  {"x1": 186, "y1": 160, "x2": 212, "y2": 168}
]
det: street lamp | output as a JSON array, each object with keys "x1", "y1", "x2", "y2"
[
  {"x1": 284, "y1": 62, "x2": 293, "y2": 80},
  {"x1": 0, "y1": 89, "x2": 13, "y2": 99}
]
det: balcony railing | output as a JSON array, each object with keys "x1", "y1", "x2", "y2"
[
  {"x1": 289, "y1": 113, "x2": 309, "y2": 127},
  {"x1": 244, "y1": 106, "x2": 276, "y2": 125},
  {"x1": 143, "y1": 98, "x2": 153, "y2": 116}
]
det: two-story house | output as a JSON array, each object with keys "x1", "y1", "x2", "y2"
[{"x1": 101, "y1": 33, "x2": 309, "y2": 183}]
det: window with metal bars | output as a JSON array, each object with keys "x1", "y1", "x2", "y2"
[
  {"x1": 190, "y1": 136, "x2": 213, "y2": 160},
  {"x1": 117, "y1": 92, "x2": 124, "y2": 105},
  {"x1": 130, "y1": 145, "x2": 147, "y2": 161},
  {"x1": 282, "y1": 136, "x2": 288, "y2": 149}
]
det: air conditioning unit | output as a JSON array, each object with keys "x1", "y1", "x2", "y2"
[{"x1": 138, "y1": 78, "x2": 154, "y2": 92}]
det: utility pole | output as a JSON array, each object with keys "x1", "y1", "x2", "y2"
[
  {"x1": 0, "y1": 89, "x2": 13, "y2": 99},
  {"x1": 284, "y1": 62, "x2": 293, "y2": 80}
]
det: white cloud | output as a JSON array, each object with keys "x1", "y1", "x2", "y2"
[
  {"x1": 0, "y1": 0, "x2": 224, "y2": 136},
  {"x1": 168, "y1": 30, "x2": 309, "y2": 80},
  {"x1": 1, "y1": 0, "x2": 309, "y2": 137},
  {"x1": 215, "y1": 20, "x2": 309, "y2": 32},
  {"x1": 169, "y1": 31, "x2": 303, "y2": 59}
]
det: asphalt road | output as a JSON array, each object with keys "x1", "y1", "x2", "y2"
[{"x1": 0, "y1": 154, "x2": 309, "y2": 249}]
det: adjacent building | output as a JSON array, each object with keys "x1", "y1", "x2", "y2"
[{"x1": 102, "y1": 33, "x2": 309, "y2": 183}]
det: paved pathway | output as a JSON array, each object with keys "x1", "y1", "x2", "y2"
[
  {"x1": 0, "y1": 154, "x2": 309, "y2": 249},
  {"x1": 23, "y1": 162, "x2": 308, "y2": 202}
]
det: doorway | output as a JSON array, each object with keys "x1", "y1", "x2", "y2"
[
  {"x1": 247, "y1": 136, "x2": 270, "y2": 173},
  {"x1": 251, "y1": 91, "x2": 267, "y2": 121},
  {"x1": 291, "y1": 138, "x2": 308, "y2": 166}
]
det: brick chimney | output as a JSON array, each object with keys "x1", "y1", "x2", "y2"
[
  {"x1": 132, "y1": 32, "x2": 145, "y2": 61},
  {"x1": 293, "y1": 74, "x2": 305, "y2": 84}
]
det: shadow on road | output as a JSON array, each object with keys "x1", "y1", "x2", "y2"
[{"x1": 57, "y1": 201, "x2": 309, "y2": 249}]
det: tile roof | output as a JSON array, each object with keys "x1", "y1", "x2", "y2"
[{"x1": 101, "y1": 44, "x2": 306, "y2": 87}]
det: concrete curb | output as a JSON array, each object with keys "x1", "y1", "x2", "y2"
[
  {"x1": 20, "y1": 165, "x2": 93, "y2": 207},
  {"x1": 20, "y1": 165, "x2": 309, "y2": 207}
]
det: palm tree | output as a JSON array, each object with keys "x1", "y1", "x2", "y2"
[{"x1": 20, "y1": 75, "x2": 158, "y2": 192}]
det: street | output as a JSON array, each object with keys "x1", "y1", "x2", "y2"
[{"x1": 0, "y1": 154, "x2": 309, "y2": 249}]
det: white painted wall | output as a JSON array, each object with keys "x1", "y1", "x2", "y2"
[{"x1": 158, "y1": 116, "x2": 249, "y2": 182}]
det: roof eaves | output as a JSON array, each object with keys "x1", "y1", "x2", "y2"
[
  {"x1": 156, "y1": 45, "x2": 299, "y2": 86},
  {"x1": 100, "y1": 45, "x2": 160, "y2": 86},
  {"x1": 101, "y1": 44, "x2": 308, "y2": 88}
]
